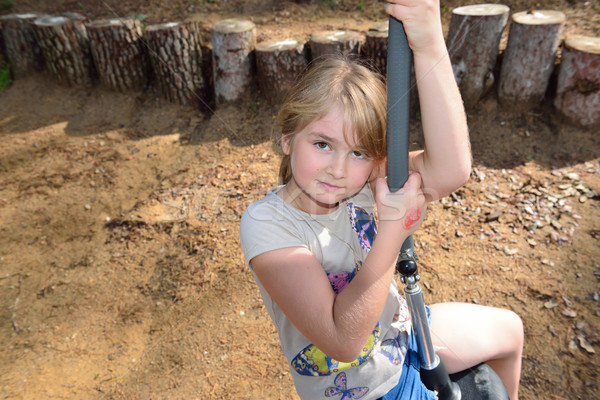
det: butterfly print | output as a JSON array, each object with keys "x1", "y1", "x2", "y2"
[
  {"x1": 325, "y1": 371, "x2": 369, "y2": 399},
  {"x1": 380, "y1": 328, "x2": 409, "y2": 365},
  {"x1": 346, "y1": 203, "x2": 377, "y2": 251},
  {"x1": 327, "y1": 260, "x2": 362, "y2": 293},
  {"x1": 291, "y1": 323, "x2": 380, "y2": 376}
]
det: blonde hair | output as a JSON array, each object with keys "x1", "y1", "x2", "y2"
[{"x1": 276, "y1": 55, "x2": 387, "y2": 184}]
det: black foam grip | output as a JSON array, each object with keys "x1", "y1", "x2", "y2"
[
  {"x1": 386, "y1": 16, "x2": 412, "y2": 193},
  {"x1": 450, "y1": 363, "x2": 510, "y2": 400}
]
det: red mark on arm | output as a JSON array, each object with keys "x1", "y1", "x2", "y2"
[{"x1": 402, "y1": 208, "x2": 421, "y2": 230}]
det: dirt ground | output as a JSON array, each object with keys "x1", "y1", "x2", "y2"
[{"x1": 0, "y1": 1, "x2": 599, "y2": 399}]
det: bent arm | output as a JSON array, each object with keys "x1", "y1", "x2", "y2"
[
  {"x1": 385, "y1": 0, "x2": 471, "y2": 200},
  {"x1": 250, "y1": 219, "x2": 408, "y2": 362},
  {"x1": 409, "y1": 42, "x2": 471, "y2": 200}
]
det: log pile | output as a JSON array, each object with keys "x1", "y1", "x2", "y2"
[{"x1": 0, "y1": 5, "x2": 597, "y2": 127}]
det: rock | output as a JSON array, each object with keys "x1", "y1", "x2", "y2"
[
  {"x1": 578, "y1": 335, "x2": 596, "y2": 354},
  {"x1": 569, "y1": 339, "x2": 578, "y2": 352},
  {"x1": 562, "y1": 308, "x2": 577, "y2": 318},
  {"x1": 485, "y1": 211, "x2": 502, "y2": 222},
  {"x1": 544, "y1": 300, "x2": 559, "y2": 309}
]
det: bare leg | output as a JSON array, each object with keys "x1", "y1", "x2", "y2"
[{"x1": 429, "y1": 302, "x2": 523, "y2": 400}]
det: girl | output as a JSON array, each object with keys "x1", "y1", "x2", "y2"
[{"x1": 240, "y1": 1, "x2": 523, "y2": 399}]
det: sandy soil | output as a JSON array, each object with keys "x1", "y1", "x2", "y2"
[{"x1": 1, "y1": 1, "x2": 599, "y2": 399}]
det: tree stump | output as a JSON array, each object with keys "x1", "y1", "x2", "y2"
[
  {"x1": 309, "y1": 30, "x2": 363, "y2": 61},
  {"x1": 554, "y1": 36, "x2": 600, "y2": 128},
  {"x1": 446, "y1": 4, "x2": 509, "y2": 108},
  {"x1": 255, "y1": 38, "x2": 308, "y2": 105},
  {"x1": 0, "y1": 28, "x2": 6, "y2": 66},
  {"x1": 498, "y1": 10, "x2": 566, "y2": 108},
  {"x1": 145, "y1": 21, "x2": 210, "y2": 110},
  {"x1": 0, "y1": 13, "x2": 44, "y2": 79},
  {"x1": 211, "y1": 18, "x2": 256, "y2": 104},
  {"x1": 32, "y1": 14, "x2": 95, "y2": 87},
  {"x1": 86, "y1": 18, "x2": 148, "y2": 92},
  {"x1": 363, "y1": 22, "x2": 388, "y2": 75}
]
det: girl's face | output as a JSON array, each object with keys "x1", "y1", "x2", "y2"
[{"x1": 282, "y1": 102, "x2": 374, "y2": 214}]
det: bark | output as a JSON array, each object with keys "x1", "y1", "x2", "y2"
[
  {"x1": 255, "y1": 38, "x2": 307, "y2": 105},
  {"x1": 211, "y1": 18, "x2": 256, "y2": 104},
  {"x1": 0, "y1": 28, "x2": 5, "y2": 66},
  {"x1": 32, "y1": 14, "x2": 95, "y2": 87},
  {"x1": 0, "y1": 13, "x2": 44, "y2": 78},
  {"x1": 145, "y1": 21, "x2": 210, "y2": 110},
  {"x1": 554, "y1": 35, "x2": 600, "y2": 128},
  {"x1": 446, "y1": 4, "x2": 509, "y2": 108},
  {"x1": 86, "y1": 18, "x2": 148, "y2": 92},
  {"x1": 309, "y1": 30, "x2": 363, "y2": 61},
  {"x1": 498, "y1": 10, "x2": 565, "y2": 108},
  {"x1": 363, "y1": 22, "x2": 388, "y2": 75}
]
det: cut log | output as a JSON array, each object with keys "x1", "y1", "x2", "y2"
[
  {"x1": 498, "y1": 10, "x2": 566, "y2": 108},
  {"x1": 363, "y1": 22, "x2": 388, "y2": 75},
  {"x1": 554, "y1": 36, "x2": 600, "y2": 128},
  {"x1": 0, "y1": 13, "x2": 44, "y2": 78},
  {"x1": 446, "y1": 4, "x2": 509, "y2": 108},
  {"x1": 32, "y1": 14, "x2": 95, "y2": 87},
  {"x1": 86, "y1": 18, "x2": 148, "y2": 92},
  {"x1": 145, "y1": 21, "x2": 210, "y2": 110},
  {"x1": 255, "y1": 38, "x2": 308, "y2": 105},
  {"x1": 309, "y1": 30, "x2": 363, "y2": 61},
  {"x1": 0, "y1": 27, "x2": 5, "y2": 66},
  {"x1": 211, "y1": 18, "x2": 256, "y2": 104}
]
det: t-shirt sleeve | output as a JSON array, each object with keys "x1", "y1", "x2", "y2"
[{"x1": 239, "y1": 200, "x2": 307, "y2": 269}]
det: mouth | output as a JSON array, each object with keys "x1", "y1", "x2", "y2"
[{"x1": 318, "y1": 181, "x2": 343, "y2": 192}]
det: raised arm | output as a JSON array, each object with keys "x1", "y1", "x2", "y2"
[{"x1": 386, "y1": 0, "x2": 471, "y2": 200}]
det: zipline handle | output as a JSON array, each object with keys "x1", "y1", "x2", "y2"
[{"x1": 386, "y1": 16, "x2": 411, "y2": 193}]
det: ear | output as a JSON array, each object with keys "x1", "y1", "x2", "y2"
[{"x1": 281, "y1": 134, "x2": 292, "y2": 155}]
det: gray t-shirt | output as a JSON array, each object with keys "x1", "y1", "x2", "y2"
[{"x1": 240, "y1": 184, "x2": 412, "y2": 400}]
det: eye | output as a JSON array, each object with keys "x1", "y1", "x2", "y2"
[
  {"x1": 352, "y1": 150, "x2": 369, "y2": 159},
  {"x1": 315, "y1": 141, "x2": 330, "y2": 150}
]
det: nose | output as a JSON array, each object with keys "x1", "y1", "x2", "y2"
[{"x1": 327, "y1": 154, "x2": 346, "y2": 179}]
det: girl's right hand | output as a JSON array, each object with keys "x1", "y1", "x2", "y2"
[{"x1": 374, "y1": 171, "x2": 426, "y2": 237}]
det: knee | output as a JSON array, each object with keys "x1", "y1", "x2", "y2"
[{"x1": 504, "y1": 310, "x2": 524, "y2": 353}]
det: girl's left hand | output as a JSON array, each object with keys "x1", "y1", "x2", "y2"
[{"x1": 384, "y1": 0, "x2": 444, "y2": 54}]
